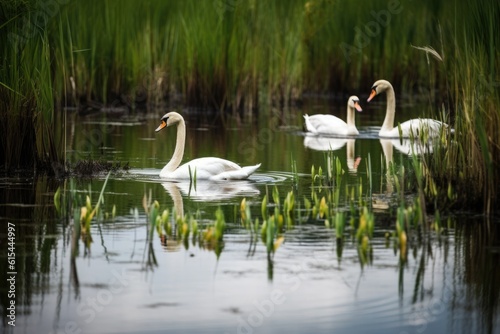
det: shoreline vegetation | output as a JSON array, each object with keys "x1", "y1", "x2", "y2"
[{"x1": 0, "y1": 0, "x2": 499, "y2": 212}]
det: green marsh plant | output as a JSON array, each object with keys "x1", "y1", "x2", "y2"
[
  {"x1": 3, "y1": 0, "x2": 499, "y2": 216},
  {"x1": 145, "y1": 194, "x2": 226, "y2": 258}
]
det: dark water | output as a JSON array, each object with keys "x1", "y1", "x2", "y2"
[{"x1": 1, "y1": 98, "x2": 499, "y2": 334}]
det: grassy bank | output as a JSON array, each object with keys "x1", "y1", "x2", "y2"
[
  {"x1": 1, "y1": 0, "x2": 450, "y2": 111},
  {"x1": 0, "y1": 0, "x2": 63, "y2": 171},
  {"x1": 0, "y1": 0, "x2": 499, "y2": 211},
  {"x1": 417, "y1": 1, "x2": 500, "y2": 213}
]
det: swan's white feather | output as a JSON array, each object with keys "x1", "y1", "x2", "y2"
[
  {"x1": 157, "y1": 112, "x2": 260, "y2": 180},
  {"x1": 303, "y1": 96, "x2": 361, "y2": 136},
  {"x1": 379, "y1": 118, "x2": 447, "y2": 138},
  {"x1": 160, "y1": 157, "x2": 260, "y2": 180},
  {"x1": 304, "y1": 114, "x2": 358, "y2": 136},
  {"x1": 368, "y1": 79, "x2": 451, "y2": 138}
]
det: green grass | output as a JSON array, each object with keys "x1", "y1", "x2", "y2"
[
  {"x1": 1, "y1": 0, "x2": 499, "y2": 211},
  {"x1": 1, "y1": 0, "x2": 453, "y2": 113},
  {"x1": 413, "y1": 1, "x2": 500, "y2": 213}
]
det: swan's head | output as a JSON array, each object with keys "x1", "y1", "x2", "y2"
[
  {"x1": 155, "y1": 112, "x2": 183, "y2": 132},
  {"x1": 348, "y1": 96, "x2": 363, "y2": 112},
  {"x1": 367, "y1": 79, "x2": 393, "y2": 102}
]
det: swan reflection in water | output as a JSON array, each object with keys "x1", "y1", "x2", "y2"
[
  {"x1": 159, "y1": 180, "x2": 260, "y2": 251},
  {"x1": 389, "y1": 137, "x2": 435, "y2": 155},
  {"x1": 372, "y1": 139, "x2": 396, "y2": 210},
  {"x1": 374, "y1": 138, "x2": 435, "y2": 210},
  {"x1": 163, "y1": 180, "x2": 260, "y2": 202},
  {"x1": 303, "y1": 136, "x2": 361, "y2": 173}
]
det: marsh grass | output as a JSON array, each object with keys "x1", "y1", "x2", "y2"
[
  {"x1": 1, "y1": 0, "x2": 471, "y2": 113},
  {"x1": 0, "y1": 2, "x2": 66, "y2": 173},
  {"x1": 52, "y1": 171, "x2": 113, "y2": 253},
  {"x1": 2, "y1": 0, "x2": 499, "y2": 212},
  {"x1": 411, "y1": 1, "x2": 500, "y2": 213}
]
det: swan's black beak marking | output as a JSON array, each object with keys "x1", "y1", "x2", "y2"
[
  {"x1": 367, "y1": 86, "x2": 377, "y2": 102},
  {"x1": 155, "y1": 119, "x2": 167, "y2": 132}
]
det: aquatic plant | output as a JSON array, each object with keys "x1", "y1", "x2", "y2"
[
  {"x1": 53, "y1": 171, "x2": 113, "y2": 253},
  {"x1": 3, "y1": 0, "x2": 499, "y2": 214},
  {"x1": 283, "y1": 190, "x2": 295, "y2": 229},
  {"x1": 144, "y1": 194, "x2": 227, "y2": 257},
  {"x1": 261, "y1": 187, "x2": 286, "y2": 257},
  {"x1": 80, "y1": 172, "x2": 111, "y2": 233},
  {"x1": 240, "y1": 189, "x2": 291, "y2": 261},
  {"x1": 204, "y1": 208, "x2": 226, "y2": 253}
]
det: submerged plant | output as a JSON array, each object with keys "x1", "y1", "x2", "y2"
[
  {"x1": 260, "y1": 214, "x2": 284, "y2": 260},
  {"x1": 201, "y1": 208, "x2": 226, "y2": 258},
  {"x1": 79, "y1": 172, "x2": 111, "y2": 234}
]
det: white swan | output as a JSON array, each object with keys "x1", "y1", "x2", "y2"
[
  {"x1": 304, "y1": 96, "x2": 362, "y2": 136},
  {"x1": 367, "y1": 80, "x2": 448, "y2": 138},
  {"x1": 155, "y1": 112, "x2": 261, "y2": 180}
]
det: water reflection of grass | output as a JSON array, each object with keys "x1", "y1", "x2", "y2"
[
  {"x1": 144, "y1": 190, "x2": 227, "y2": 259},
  {"x1": 1, "y1": 173, "x2": 497, "y2": 332},
  {"x1": 50, "y1": 147, "x2": 452, "y2": 269}
]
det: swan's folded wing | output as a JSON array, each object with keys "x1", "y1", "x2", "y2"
[
  {"x1": 172, "y1": 158, "x2": 260, "y2": 180},
  {"x1": 304, "y1": 114, "x2": 348, "y2": 135},
  {"x1": 210, "y1": 163, "x2": 261, "y2": 181},
  {"x1": 400, "y1": 119, "x2": 447, "y2": 138}
]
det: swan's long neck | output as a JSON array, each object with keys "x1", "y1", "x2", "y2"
[
  {"x1": 163, "y1": 183, "x2": 184, "y2": 217},
  {"x1": 346, "y1": 139, "x2": 355, "y2": 170},
  {"x1": 381, "y1": 86, "x2": 396, "y2": 132},
  {"x1": 162, "y1": 119, "x2": 186, "y2": 174},
  {"x1": 379, "y1": 139, "x2": 394, "y2": 193},
  {"x1": 346, "y1": 102, "x2": 355, "y2": 128}
]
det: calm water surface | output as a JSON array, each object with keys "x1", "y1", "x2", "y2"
[{"x1": 1, "y1": 98, "x2": 499, "y2": 334}]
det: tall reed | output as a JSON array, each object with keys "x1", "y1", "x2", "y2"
[
  {"x1": 417, "y1": 1, "x2": 500, "y2": 212},
  {"x1": 0, "y1": 1, "x2": 63, "y2": 171},
  {"x1": 3, "y1": 0, "x2": 451, "y2": 115},
  {"x1": 2, "y1": 0, "x2": 500, "y2": 212}
]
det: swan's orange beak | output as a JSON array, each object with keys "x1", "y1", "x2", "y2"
[
  {"x1": 354, "y1": 101, "x2": 362, "y2": 112},
  {"x1": 367, "y1": 89, "x2": 377, "y2": 102},
  {"x1": 155, "y1": 120, "x2": 167, "y2": 132}
]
